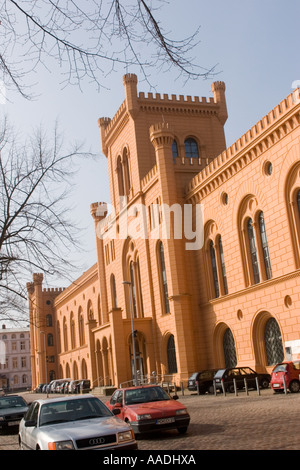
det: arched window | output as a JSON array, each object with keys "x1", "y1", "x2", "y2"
[
  {"x1": 184, "y1": 138, "x2": 199, "y2": 159},
  {"x1": 70, "y1": 313, "x2": 76, "y2": 349},
  {"x1": 117, "y1": 156, "x2": 124, "y2": 196},
  {"x1": 47, "y1": 333, "x2": 54, "y2": 347},
  {"x1": 46, "y1": 314, "x2": 52, "y2": 327},
  {"x1": 63, "y1": 318, "x2": 68, "y2": 351},
  {"x1": 111, "y1": 274, "x2": 118, "y2": 308},
  {"x1": 123, "y1": 148, "x2": 131, "y2": 195},
  {"x1": 218, "y1": 237, "x2": 228, "y2": 295},
  {"x1": 223, "y1": 328, "x2": 237, "y2": 368},
  {"x1": 297, "y1": 189, "x2": 300, "y2": 218},
  {"x1": 167, "y1": 335, "x2": 177, "y2": 373},
  {"x1": 247, "y1": 218, "x2": 260, "y2": 284},
  {"x1": 258, "y1": 212, "x2": 272, "y2": 280},
  {"x1": 210, "y1": 240, "x2": 220, "y2": 298},
  {"x1": 130, "y1": 261, "x2": 138, "y2": 318},
  {"x1": 158, "y1": 241, "x2": 170, "y2": 313},
  {"x1": 56, "y1": 322, "x2": 61, "y2": 354},
  {"x1": 78, "y1": 309, "x2": 85, "y2": 346},
  {"x1": 172, "y1": 140, "x2": 179, "y2": 161},
  {"x1": 264, "y1": 318, "x2": 284, "y2": 366}
]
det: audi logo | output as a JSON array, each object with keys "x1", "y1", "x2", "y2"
[{"x1": 89, "y1": 437, "x2": 105, "y2": 446}]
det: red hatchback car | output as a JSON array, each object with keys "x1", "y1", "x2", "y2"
[
  {"x1": 106, "y1": 385, "x2": 190, "y2": 436},
  {"x1": 271, "y1": 361, "x2": 300, "y2": 393}
]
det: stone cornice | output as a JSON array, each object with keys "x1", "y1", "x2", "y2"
[
  {"x1": 54, "y1": 264, "x2": 98, "y2": 307},
  {"x1": 185, "y1": 90, "x2": 300, "y2": 201},
  {"x1": 202, "y1": 268, "x2": 300, "y2": 308}
]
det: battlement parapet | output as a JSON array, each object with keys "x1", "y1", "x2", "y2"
[
  {"x1": 186, "y1": 88, "x2": 300, "y2": 199},
  {"x1": 43, "y1": 287, "x2": 65, "y2": 293},
  {"x1": 138, "y1": 91, "x2": 215, "y2": 105}
]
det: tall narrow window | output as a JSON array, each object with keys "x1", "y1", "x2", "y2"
[
  {"x1": 159, "y1": 241, "x2": 170, "y2": 313},
  {"x1": 210, "y1": 241, "x2": 220, "y2": 298},
  {"x1": 184, "y1": 138, "x2": 199, "y2": 159},
  {"x1": 47, "y1": 333, "x2": 54, "y2": 347},
  {"x1": 130, "y1": 262, "x2": 137, "y2": 318},
  {"x1": 172, "y1": 140, "x2": 178, "y2": 162},
  {"x1": 218, "y1": 237, "x2": 228, "y2": 295},
  {"x1": 167, "y1": 335, "x2": 177, "y2": 373},
  {"x1": 297, "y1": 189, "x2": 300, "y2": 219},
  {"x1": 264, "y1": 318, "x2": 284, "y2": 366},
  {"x1": 223, "y1": 328, "x2": 237, "y2": 368},
  {"x1": 117, "y1": 156, "x2": 124, "y2": 196},
  {"x1": 123, "y1": 149, "x2": 131, "y2": 195},
  {"x1": 247, "y1": 218, "x2": 260, "y2": 284},
  {"x1": 258, "y1": 212, "x2": 272, "y2": 280},
  {"x1": 111, "y1": 274, "x2": 118, "y2": 308}
]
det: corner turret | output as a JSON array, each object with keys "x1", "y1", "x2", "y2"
[{"x1": 211, "y1": 81, "x2": 228, "y2": 125}]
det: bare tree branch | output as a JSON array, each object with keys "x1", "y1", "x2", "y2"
[
  {"x1": 0, "y1": 117, "x2": 92, "y2": 320},
  {"x1": 0, "y1": 0, "x2": 217, "y2": 96}
]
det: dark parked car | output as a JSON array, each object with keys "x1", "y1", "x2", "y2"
[
  {"x1": 188, "y1": 370, "x2": 218, "y2": 394},
  {"x1": 214, "y1": 367, "x2": 270, "y2": 393},
  {"x1": 0, "y1": 395, "x2": 28, "y2": 429}
]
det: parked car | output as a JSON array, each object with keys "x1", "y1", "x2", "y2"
[
  {"x1": 34, "y1": 384, "x2": 45, "y2": 393},
  {"x1": 68, "y1": 380, "x2": 81, "y2": 394},
  {"x1": 0, "y1": 395, "x2": 28, "y2": 430},
  {"x1": 188, "y1": 370, "x2": 218, "y2": 394},
  {"x1": 78, "y1": 380, "x2": 91, "y2": 394},
  {"x1": 106, "y1": 385, "x2": 190, "y2": 436},
  {"x1": 271, "y1": 361, "x2": 300, "y2": 393},
  {"x1": 19, "y1": 395, "x2": 137, "y2": 450},
  {"x1": 214, "y1": 367, "x2": 270, "y2": 393}
]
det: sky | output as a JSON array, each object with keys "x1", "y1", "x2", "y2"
[{"x1": 1, "y1": 0, "x2": 299, "y2": 290}]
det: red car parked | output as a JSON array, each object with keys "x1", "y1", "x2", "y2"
[
  {"x1": 106, "y1": 385, "x2": 190, "y2": 436},
  {"x1": 271, "y1": 361, "x2": 300, "y2": 393}
]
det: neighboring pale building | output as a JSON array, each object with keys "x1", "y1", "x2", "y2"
[
  {"x1": 27, "y1": 75, "x2": 300, "y2": 390},
  {"x1": 0, "y1": 325, "x2": 32, "y2": 391}
]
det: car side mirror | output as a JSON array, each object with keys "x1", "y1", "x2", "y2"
[
  {"x1": 112, "y1": 408, "x2": 121, "y2": 415},
  {"x1": 24, "y1": 420, "x2": 36, "y2": 427}
]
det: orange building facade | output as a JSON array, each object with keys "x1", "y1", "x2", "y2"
[{"x1": 27, "y1": 74, "x2": 300, "y2": 390}]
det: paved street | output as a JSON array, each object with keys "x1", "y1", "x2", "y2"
[{"x1": 1, "y1": 389, "x2": 300, "y2": 451}]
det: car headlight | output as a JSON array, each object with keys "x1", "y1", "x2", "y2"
[
  {"x1": 117, "y1": 430, "x2": 134, "y2": 442},
  {"x1": 48, "y1": 440, "x2": 74, "y2": 450},
  {"x1": 136, "y1": 414, "x2": 152, "y2": 420},
  {"x1": 176, "y1": 409, "x2": 188, "y2": 415}
]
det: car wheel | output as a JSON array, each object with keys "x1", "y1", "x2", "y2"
[
  {"x1": 289, "y1": 380, "x2": 300, "y2": 393},
  {"x1": 260, "y1": 378, "x2": 270, "y2": 389},
  {"x1": 208, "y1": 385, "x2": 214, "y2": 394},
  {"x1": 228, "y1": 384, "x2": 235, "y2": 393},
  {"x1": 178, "y1": 427, "x2": 188, "y2": 434}
]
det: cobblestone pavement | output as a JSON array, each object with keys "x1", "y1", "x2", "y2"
[{"x1": 1, "y1": 389, "x2": 300, "y2": 451}]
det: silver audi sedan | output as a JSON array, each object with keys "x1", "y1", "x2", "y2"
[{"x1": 18, "y1": 395, "x2": 137, "y2": 450}]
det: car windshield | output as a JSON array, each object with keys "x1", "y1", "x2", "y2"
[
  {"x1": 273, "y1": 364, "x2": 287, "y2": 373},
  {"x1": 124, "y1": 386, "x2": 171, "y2": 405},
  {"x1": 0, "y1": 396, "x2": 27, "y2": 409},
  {"x1": 39, "y1": 397, "x2": 112, "y2": 426},
  {"x1": 189, "y1": 373, "x2": 198, "y2": 380},
  {"x1": 214, "y1": 369, "x2": 226, "y2": 378}
]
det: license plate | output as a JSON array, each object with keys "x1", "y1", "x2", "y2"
[
  {"x1": 273, "y1": 384, "x2": 280, "y2": 388},
  {"x1": 156, "y1": 417, "x2": 175, "y2": 425},
  {"x1": 8, "y1": 421, "x2": 19, "y2": 426}
]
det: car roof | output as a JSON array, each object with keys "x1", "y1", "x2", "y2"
[
  {"x1": 32, "y1": 394, "x2": 97, "y2": 406},
  {"x1": 117, "y1": 385, "x2": 164, "y2": 391}
]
